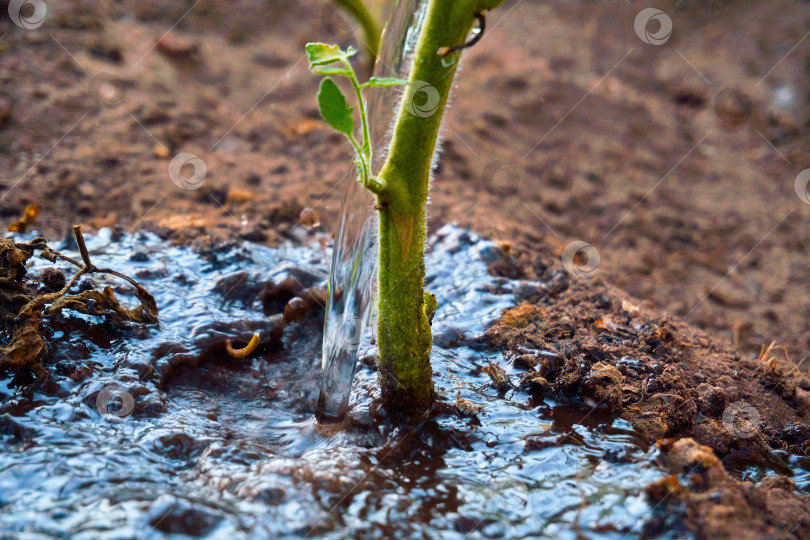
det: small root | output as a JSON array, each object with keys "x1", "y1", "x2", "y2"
[
  {"x1": 226, "y1": 332, "x2": 261, "y2": 359},
  {"x1": 448, "y1": 369, "x2": 483, "y2": 417},
  {"x1": 1, "y1": 220, "x2": 158, "y2": 376},
  {"x1": 757, "y1": 340, "x2": 790, "y2": 371}
]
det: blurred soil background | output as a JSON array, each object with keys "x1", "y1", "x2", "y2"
[{"x1": 1, "y1": 0, "x2": 809, "y2": 369}]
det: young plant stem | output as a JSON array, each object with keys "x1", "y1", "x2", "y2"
[
  {"x1": 341, "y1": 58, "x2": 372, "y2": 158},
  {"x1": 334, "y1": 0, "x2": 380, "y2": 70},
  {"x1": 374, "y1": 0, "x2": 504, "y2": 422},
  {"x1": 306, "y1": 0, "x2": 502, "y2": 422}
]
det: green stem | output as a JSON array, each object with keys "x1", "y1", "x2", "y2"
[
  {"x1": 334, "y1": 0, "x2": 381, "y2": 71},
  {"x1": 374, "y1": 0, "x2": 504, "y2": 422},
  {"x1": 342, "y1": 58, "x2": 372, "y2": 158},
  {"x1": 347, "y1": 133, "x2": 366, "y2": 181}
]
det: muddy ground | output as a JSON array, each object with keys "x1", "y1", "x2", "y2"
[
  {"x1": 1, "y1": 0, "x2": 809, "y2": 538},
  {"x1": 484, "y1": 249, "x2": 810, "y2": 538}
]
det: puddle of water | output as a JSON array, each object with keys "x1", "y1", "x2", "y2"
[
  {"x1": 725, "y1": 450, "x2": 810, "y2": 491},
  {"x1": 1, "y1": 224, "x2": 676, "y2": 538}
]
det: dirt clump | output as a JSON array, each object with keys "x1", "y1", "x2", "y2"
[
  {"x1": 582, "y1": 361, "x2": 623, "y2": 412},
  {"x1": 643, "y1": 438, "x2": 809, "y2": 540},
  {"x1": 486, "y1": 260, "x2": 809, "y2": 461},
  {"x1": 485, "y1": 243, "x2": 810, "y2": 538}
]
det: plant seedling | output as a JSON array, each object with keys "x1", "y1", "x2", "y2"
[
  {"x1": 308, "y1": 0, "x2": 505, "y2": 423},
  {"x1": 305, "y1": 42, "x2": 407, "y2": 197}
]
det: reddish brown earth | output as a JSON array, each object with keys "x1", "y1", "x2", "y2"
[
  {"x1": 647, "y1": 438, "x2": 809, "y2": 539},
  {"x1": 484, "y1": 244, "x2": 810, "y2": 538},
  {"x1": 2, "y1": 0, "x2": 810, "y2": 537},
  {"x1": 1, "y1": 0, "x2": 809, "y2": 365}
]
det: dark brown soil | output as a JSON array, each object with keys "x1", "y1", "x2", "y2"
[
  {"x1": 2, "y1": 0, "x2": 810, "y2": 537},
  {"x1": 484, "y1": 242, "x2": 810, "y2": 538},
  {"x1": 646, "y1": 438, "x2": 809, "y2": 540},
  {"x1": 486, "y1": 264, "x2": 810, "y2": 459}
]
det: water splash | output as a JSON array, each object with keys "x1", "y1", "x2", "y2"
[{"x1": 316, "y1": 0, "x2": 429, "y2": 422}]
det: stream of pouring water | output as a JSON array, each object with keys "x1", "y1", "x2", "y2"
[{"x1": 316, "y1": 0, "x2": 428, "y2": 422}]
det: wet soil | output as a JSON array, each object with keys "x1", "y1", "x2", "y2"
[
  {"x1": 0, "y1": 227, "x2": 672, "y2": 538},
  {"x1": 484, "y1": 241, "x2": 810, "y2": 538},
  {"x1": 647, "y1": 438, "x2": 809, "y2": 539},
  {"x1": 2, "y1": 0, "x2": 810, "y2": 538}
]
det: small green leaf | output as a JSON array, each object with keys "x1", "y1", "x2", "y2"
[
  {"x1": 313, "y1": 66, "x2": 353, "y2": 76},
  {"x1": 306, "y1": 43, "x2": 342, "y2": 66},
  {"x1": 361, "y1": 77, "x2": 409, "y2": 88},
  {"x1": 317, "y1": 78, "x2": 354, "y2": 136},
  {"x1": 305, "y1": 43, "x2": 357, "y2": 67}
]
